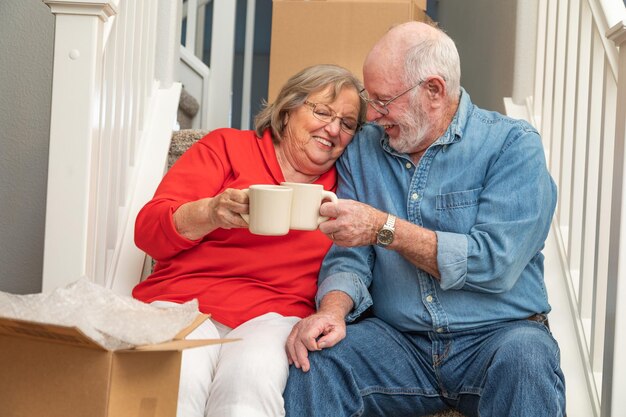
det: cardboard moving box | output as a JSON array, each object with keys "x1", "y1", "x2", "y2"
[
  {"x1": 0, "y1": 315, "x2": 234, "y2": 417},
  {"x1": 268, "y1": 0, "x2": 430, "y2": 101}
]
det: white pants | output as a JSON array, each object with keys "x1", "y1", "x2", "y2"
[{"x1": 152, "y1": 302, "x2": 299, "y2": 417}]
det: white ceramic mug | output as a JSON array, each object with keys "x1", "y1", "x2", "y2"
[
  {"x1": 241, "y1": 185, "x2": 293, "y2": 236},
  {"x1": 280, "y1": 182, "x2": 338, "y2": 231}
]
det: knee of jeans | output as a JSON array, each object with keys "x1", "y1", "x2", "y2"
[
  {"x1": 293, "y1": 347, "x2": 352, "y2": 384},
  {"x1": 495, "y1": 325, "x2": 561, "y2": 373},
  {"x1": 286, "y1": 352, "x2": 332, "y2": 396}
]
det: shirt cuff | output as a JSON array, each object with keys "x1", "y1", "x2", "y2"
[
  {"x1": 316, "y1": 272, "x2": 373, "y2": 322},
  {"x1": 161, "y1": 204, "x2": 202, "y2": 250},
  {"x1": 436, "y1": 231, "x2": 468, "y2": 290}
]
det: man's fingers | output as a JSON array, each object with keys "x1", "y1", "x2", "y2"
[
  {"x1": 317, "y1": 328, "x2": 344, "y2": 349},
  {"x1": 285, "y1": 331, "x2": 301, "y2": 368},
  {"x1": 319, "y1": 201, "x2": 339, "y2": 218},
  {"x1": 294, "y1": 340, "x2": 312, "y2": 372}
]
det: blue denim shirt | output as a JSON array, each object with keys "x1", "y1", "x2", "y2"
[{"x1": 317, "y1": 89, "x2": 557, "y2": 332}]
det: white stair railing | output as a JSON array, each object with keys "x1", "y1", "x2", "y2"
[
  {"x1": 522, "y1": 0, "x2": 626, "y2": 416},
  {"x1": 41, "y1": 0, "x2": 182, "y2": 294}
]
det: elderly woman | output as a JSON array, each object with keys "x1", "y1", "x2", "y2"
[{"x1": 132, "y1": 64, "x2": 365, "y2": 417}]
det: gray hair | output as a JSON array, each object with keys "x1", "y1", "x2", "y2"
[
  {"x1": 403, "y1": 26, "x2": 461, "y2": 102},
  {"x1": 254, "y1": 64, "x2": 366, "y2": 142}
]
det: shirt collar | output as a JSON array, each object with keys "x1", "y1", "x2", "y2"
[{"x1": 434, "y1": 87, "x2": 471, "y2": 146}]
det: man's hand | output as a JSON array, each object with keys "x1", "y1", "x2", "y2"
[
  {"x1": 320, "y1": 199, "x2": 441, "y2": 278},
  {"x1": 318, "y1": 199, "x2": 386, "y2": 247},
  {"x1": 285, "y1": 291, "x2": 354, "y2": 372},
  {"x1": 286, "y1": 312, "x2": 346, "y2": 372}
]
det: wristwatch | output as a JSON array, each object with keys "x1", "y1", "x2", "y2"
[{"x1": 376, "y1": 214, "x2": 396, "y2": 247}]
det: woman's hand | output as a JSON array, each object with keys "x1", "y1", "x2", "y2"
[{"x1": 173, "y1": 188, "x2": 249, "y2": 240}]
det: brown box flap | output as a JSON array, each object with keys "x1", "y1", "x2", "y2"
[
  {"x1": 131, "y1": 338, "x2": 240, "y2": 352},
  {"x1": 0, "y1": 316, "x2": 104, "y2": 350},
  {"x1": 174, "y1": 313, "x2": 211, "y2": 340}
]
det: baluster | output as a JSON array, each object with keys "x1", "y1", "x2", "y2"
[
  {"x1": 550, "y1": 0, "x2": 569, "y2": 198},
  {"x1": 541, "y1": 0, "x2": 559, "y2": 159},
  {"x1": 570, "y1": 2, "x2": 594, "y2": 299},
  {"x1": 604, "y1": 16, "x2": 626, "y2": 417},
  {"x1": 533, "y1": 0, "x2": 548, "y2": 129},
  {"x1": 559, "y1": 0, "x2": 583, "y2": 253}
]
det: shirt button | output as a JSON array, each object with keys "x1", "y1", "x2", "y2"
[
  {"x1": 411, "y1": 193, "x2": 419, "y2": 201},
  {"x1": 436, "y1": 327, "x2": 444, "y2": 333},
  {"x1": 426, "y1": 295, "x2": 433, "y2": 302},
  {"x1": 405, "y1": 162, "x2": 412, "y2": 169}
]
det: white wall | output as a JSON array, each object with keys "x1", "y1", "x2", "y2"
[
  {"x1": 0, "y1": 1, "x2": 54, "y2": 294},
  {"x1": 437, "y1": 0, "x2": 518, "y2": 113}
]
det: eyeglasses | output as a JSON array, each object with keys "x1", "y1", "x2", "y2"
[
  {"x1": 359, "y1": 80, "x2": 425, "y2": 115},
  {"x1": 304, "y1": 101, "x2": 360, "y2": 135}
]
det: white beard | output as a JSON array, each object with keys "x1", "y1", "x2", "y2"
[{"x1": 389, "y1": 104, "x2": 432, "y2": 155}]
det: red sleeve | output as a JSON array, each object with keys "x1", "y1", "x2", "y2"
[{"x1": 134, "y1": 130, "x2": 231, "y2": 260}]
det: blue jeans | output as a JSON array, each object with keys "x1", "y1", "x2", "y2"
[{"x1": 284, "y1": 318, "x2": 565, "y2": 417}]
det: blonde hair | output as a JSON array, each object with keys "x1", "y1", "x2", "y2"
[{"x1": 255, "y1": 64, "x2": 366, "y2": 142}]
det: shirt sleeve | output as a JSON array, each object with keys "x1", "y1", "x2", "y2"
[
  {"x1": 316, "y1": 146, "x2": 375, "y2": 321},
  {"x1": 317, "y1": 249, "x2": 374, "y2": 322},
  {"x1": 134, "y1": 132, "x2": 229, "y2": 260},
  {"x1": 437, "y1": 128, "x2": 557, "y2": 293}
]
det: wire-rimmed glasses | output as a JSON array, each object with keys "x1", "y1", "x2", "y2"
[
  {"x1": 359, "y1": 80, "x2": 425, "y2": 115},
  {"x1": 304, "y1": 101, "x2": 360, "y2": 134}
]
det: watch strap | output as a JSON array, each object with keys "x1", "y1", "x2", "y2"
[{"x1": 384, "y1": 214, "x2": 396, "y2": 230}]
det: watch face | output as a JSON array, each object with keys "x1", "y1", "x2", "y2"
[{"x1": 377, "y1": 229, "x2": 394, "y2": 245}]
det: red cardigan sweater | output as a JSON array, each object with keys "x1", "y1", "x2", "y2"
[{"x1": 132, "y1": 128, "x2": 335, "y2": 328}]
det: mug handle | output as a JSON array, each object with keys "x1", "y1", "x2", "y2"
[
  {"x1": 240, "y1": 188, "x2": 250, "y2": 223},
  {"x1": 317, "y1": 191, "x2": 338, "y2": 224}
]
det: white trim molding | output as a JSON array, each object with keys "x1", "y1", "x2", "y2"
[{"x1": 44, "y1": 0, "x2": 118, "y2": 21}]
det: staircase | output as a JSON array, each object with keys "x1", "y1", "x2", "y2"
[{"x1": 39, "y1": 0, "x2": 626, "y2": 416}]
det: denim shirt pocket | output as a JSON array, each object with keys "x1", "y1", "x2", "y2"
[{"x1": 436, "y1": 187, "x2": 483, "y2": 233}]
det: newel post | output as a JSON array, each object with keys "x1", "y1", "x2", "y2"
[
  {"x1": 604, "y1": 16, "x2": 626, "y2": 417},
  {"x1": 41, "y1": 0, "x2": 118, "y2": 292}
]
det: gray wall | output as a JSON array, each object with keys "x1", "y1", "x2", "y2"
[
  {"x1": 437, "y1": 0, "x2": 518, "y2": 113},
  {"x1": 0, "y1": 1, "x2": 54, "y2": 294}
]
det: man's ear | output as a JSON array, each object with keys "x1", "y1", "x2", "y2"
[
  {"x1": 425, "y1": 76, "x2": 446, "y2": 98},
  {"x1": 424, "y1": 76, "x2": 447, "y2": 107}
]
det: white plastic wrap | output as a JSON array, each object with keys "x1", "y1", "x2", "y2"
[{"x1": 0, "y1": 279, "x2": 200, "y2": 350}]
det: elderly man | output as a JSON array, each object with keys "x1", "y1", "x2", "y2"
[{"x1": 283, "y1": 21, "x2": 566, "y2": 417}]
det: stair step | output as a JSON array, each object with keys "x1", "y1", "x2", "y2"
[{"x1": 168, "y1": 129, "x2": 209, "y2": 169}]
